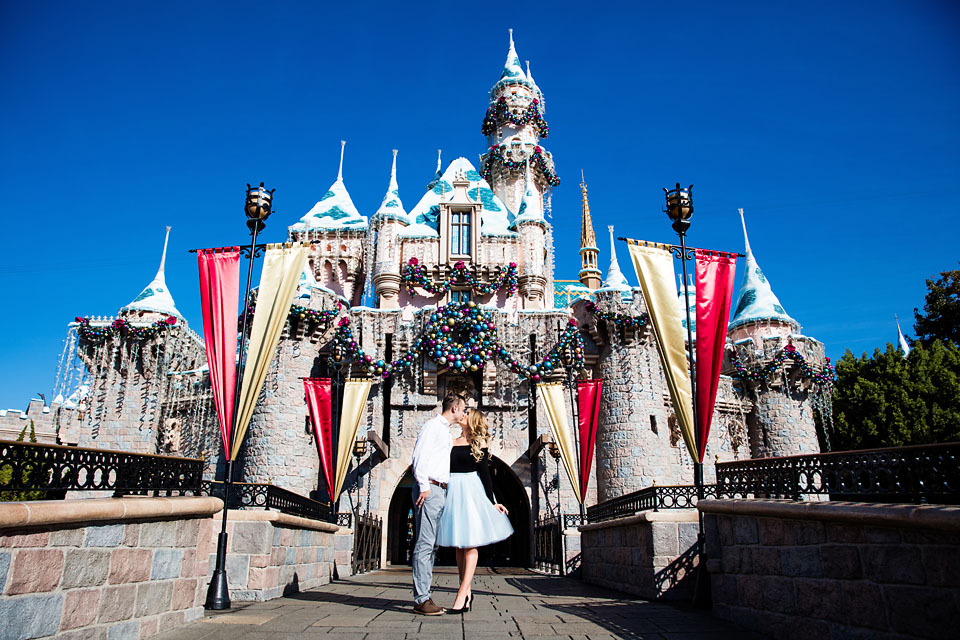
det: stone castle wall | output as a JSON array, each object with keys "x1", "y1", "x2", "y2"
[{"x1": 0, "y1": 399, "x2": 58, "y2": 443}]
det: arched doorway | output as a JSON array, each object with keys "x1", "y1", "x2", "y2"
[{"x1": 386, "y1": 459, "x2": 530, "y2": 568}]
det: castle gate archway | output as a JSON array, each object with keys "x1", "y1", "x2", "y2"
[{"x1": 386, "y1": 458, "x2": 530, "y2": 567}]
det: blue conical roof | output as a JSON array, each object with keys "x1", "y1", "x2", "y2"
[
  {"x1": 120, "y1": 227, "x2": 184, "y2": 319},
  {"x1": 290, "y1": 141, "x2": 367, "y2": 232},
  {"x1": 596, "y1": 225, "x2": 632, "y2": 300},
  {"x1": 729, "y1": 209, "x2": 798, "y2": 331},
  {"x1": 373, "y1": 150, "x2": 407, "y2": 222},
  {"x1": 489, "y1": 29, "x2": 529, "y2": 99}
]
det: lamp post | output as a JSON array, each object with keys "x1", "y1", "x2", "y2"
[
  {"x1": 662, "y1": 182, "x2": 708, "y2": 606},
  {"x1": 353, "y1": 438, "x2": 368, "y2": 515},
  {"x1": 205, "y1": 182, "x2": 275, "y2": 611}
]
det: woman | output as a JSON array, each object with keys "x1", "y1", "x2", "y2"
[{"x1": 435, "y1": 408, "x2": 513, "y2": 613}]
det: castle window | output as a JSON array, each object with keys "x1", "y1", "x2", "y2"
[
  {"x1": 450, "y1": 210, "x2": 472, "y2": 257},
  {"x1": 451, "y1": 289, "x2": 471, "y2": 304}
]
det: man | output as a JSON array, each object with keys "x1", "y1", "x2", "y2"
[{"x1": 410, "y1": 393, "x2": 465, "y2": 615}]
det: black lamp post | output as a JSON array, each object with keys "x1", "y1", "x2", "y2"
[
  {"x1": 662, "y1": 183, "x2": 708, "y2": 606},
  {"x1": 353, "y1": 438, "x2": 368, "y2": 515},
  {"x1": 205, "y1": 182, "x2": 275, "y2": 611}
]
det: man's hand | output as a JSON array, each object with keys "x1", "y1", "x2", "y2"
[
  {"x1": 416, "y1": 489, "x2": 430, "y2": 508},
  {"x1": 494, "y1": 503, "x2": 509, "y2": 515}
]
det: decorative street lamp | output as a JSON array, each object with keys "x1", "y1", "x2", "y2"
[
  {"x1": 205, "y1": 182, "x2": 275, "y2": 611},
  {"x1": 353, "y1": 438, "x2": 368, "y2": 514},
  {"x1": 662, "y1": 183, "x2": 708, "y2": 606},
  {"x1": 548, "y1": 440, "x2": 563, "y2": 520}
]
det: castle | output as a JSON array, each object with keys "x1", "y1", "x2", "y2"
[{"x1": 14, "y1": 31, "x2": 833, "y2": 568}]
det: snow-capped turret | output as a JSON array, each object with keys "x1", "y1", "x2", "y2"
[
  {"x1": 596, "y1": 225, "x2": 632, "y2": 300},
  {"x1": 373, "y1": 149, "x2": 407, "y2": 222},
  {"x1": 120, "y1": 226, "x2": 183, "y2": 319},
  {"x1": 729, "y1": 208, "x2": 798, "y2": 332},
  {"x1": 490, "y1": 28, "x2": 527, "y2": 99},
  {"x1": 425, "y1": 149, "x2": 443, "y2": 192},
  {"x1": 290, "y1": 141, "x2": 367, "y2": 232}
]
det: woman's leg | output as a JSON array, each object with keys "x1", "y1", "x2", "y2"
[
  {"x1": 456, "y1": 548, "x2": 465, "y2": 591},
  {"x1": 453, "y1": 547, "x2": 478, "y2": 609}
]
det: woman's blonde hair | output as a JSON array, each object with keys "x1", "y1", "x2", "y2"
[{"x1": 465, "y1": 409, "x2": 490, "y2": 462}]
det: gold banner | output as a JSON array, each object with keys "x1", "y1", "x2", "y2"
[
  {"x1": 539, "y1": 382, "x2": 583, "y2": 504},
  {"x1": 626, "y1": 240, "x2": 698, "y2": 461},
  {"x1": 333, "y1": 378, "x2": 373, "y2": 501},
  {"x1": 231, "y1": 243, "x2": 310, "y2": 459}
]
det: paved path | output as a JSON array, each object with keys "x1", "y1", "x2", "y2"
[{"x1": 157, "y1": 567, "x2": 765, "y2": 640}]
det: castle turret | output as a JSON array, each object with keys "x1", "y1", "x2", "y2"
[
  {"x1": 515, "y1": 163, "x2": 547, "y2": 307},
  {"x1": 727, "y1": 208, "x2": 823, "y2": 458},
  {"x1": 119, "y1": 226, "x2": 184, "y2": 323},
  {"x1": 481, "y1": 30, "x2": 559, "y2": 216},
  {"x1": 578, "y1": 174, "x2": 602, "y2": 289},
  {"x1": 372, "y1": 150, "x2": 408, "y2": 308}
]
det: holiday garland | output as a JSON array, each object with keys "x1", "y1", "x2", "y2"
[
  {"x1": 481, "y1": 97, "x2": 549, "y2": 138},
  {"x1": 401, "y1": 258, "x2": 518, "y2": 298},
  {"x1": 730, "y1": 343, "x2": 835, "y2": 391},
  {"x1": 75, "y1": 316, "x2": 177, "y2": 342},
  {"x1": 328, "y1": 301, "x2": 584, "y2": 381},
  {"x1": 481, "y1": 145, "x2": 560, "y2": 187},
  {"x1": 584, "y1": 301, "x2": 650, "y2": 329},
  {"x1": 239, "y1": 301, "x2": 342, "y2": 331}
]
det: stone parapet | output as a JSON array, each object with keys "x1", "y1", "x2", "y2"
[
  {"x1": 700, "y1": 498, "x2": 960, "y2": 640},
  {"x1": 579, "y1": 509, "x2": 700, "y2": 601},
  {"x1": 0, "y1": 497, "x2": 221, "y2": 640},
  {"x1": 206, "y1": 510, "x2": 337, "y2": 602}
]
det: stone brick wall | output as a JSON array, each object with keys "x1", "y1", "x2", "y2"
[
  {"x1": 0, "y1": 496, "x2": 221, "y2": 640},
  {"x1": 207, "y1": 510, "x2": 337, "y2": 601},
  {"x1": 701, "y1": 499, "x2": 960, "y2": 640},
  {"x1": 0, "y1": 400, "x2": 58, "y2": 443},
  {"x1": 579, "y1": 510, "x2": 700, "y2": 601}
]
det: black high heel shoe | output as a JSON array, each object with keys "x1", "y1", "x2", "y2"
[{"x1": 448, "y1": 594, "x2": 472, "y2": 615}]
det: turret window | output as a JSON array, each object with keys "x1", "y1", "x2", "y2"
[
  {"x1": 450, "y1": 289, "x2": 471, "y2": 304},
  {"x1": 450, "y1": 210, "x2": 472, "y2": 257}
]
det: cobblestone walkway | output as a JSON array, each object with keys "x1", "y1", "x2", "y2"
[{"x1": 156, "y1": 567, "x2": 765, "y2": 640}]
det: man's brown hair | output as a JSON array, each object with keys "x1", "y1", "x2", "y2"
[{"x1": 441, "y1": 393, "x2": 464, "y2": 414}]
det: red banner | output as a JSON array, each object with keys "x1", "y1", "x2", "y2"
[
  {"x1": 694, "y1": 250, "x2": 738, "y2": 463},
  {"x1": 577, "y1": 379, "x2": 603, "y2": 496},
  {"x1": 304, "y1": 378, "x2": 335, "y2": 497},
  {"x1": 197, "y1": 248, "x2": 240, "y2": 460}
]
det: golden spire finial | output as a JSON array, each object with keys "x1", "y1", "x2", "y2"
[{"x1": 580, "y1": 171, "x2": 597, "y2": 249}]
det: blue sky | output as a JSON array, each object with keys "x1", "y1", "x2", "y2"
[{"x1": 1, "y1": 1, "x2": 958, "y2": 409}]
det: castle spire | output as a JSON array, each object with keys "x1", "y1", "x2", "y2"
[
  {"x1": 375, "y1": 149, "x2": 407, "y2": 220},
  {"x1": 337, "y1": 140, "x2": 346, "y2": 182},
  {"x1": 603, "y1": 225, "x2": 629, "y2": 289},
  {"x1": 578, "y1": 172, "x2": 602, "y2": 289},
  {"x1": 500, "y1": 29, "x2": 527, "y2": 82},
  {"x1": 729, "y1": 208, "x2": 797, "y2": 332},
  {"x1": 120, "y1": 226, "x2": 183, "y2": 319}
]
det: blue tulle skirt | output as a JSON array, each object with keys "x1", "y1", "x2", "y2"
[{"x1": 436, "y1": 472, "x2": 514, "y2": 548}]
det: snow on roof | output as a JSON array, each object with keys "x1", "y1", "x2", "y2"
[
  {"x1": 290, "y1": 141, "x2": 368, "y2": 232},
  {"x1": 120, "y1": 226, "x2": 184, "y2": 319},
  {"x1": 599, "y1": 225, "x2": 630, "y2": 298},
  {"x1": 729, "y1": 209, "x2": 798, "y2": 331},
  {"x1": 406, "y1": 157, "x2": 515, "y2": 236}
]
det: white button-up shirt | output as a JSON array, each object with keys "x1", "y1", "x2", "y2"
[{"x1": 411, "y1": 413, "x2": 453, "y2": 493}]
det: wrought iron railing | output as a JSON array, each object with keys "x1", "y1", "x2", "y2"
[
  {"x1": 337, "y1": 512, "x2": 353, "y2": 528},
  {"x1": 586, "y1": 484, "x2": 715, "y2": 523},
  {"x1": 533, "y1": 514, "x2": 564, "y2": 575},
  {"x1": 563, "y1": 513, "x2": 586, "y2": 528},
  {"x1": 0, "y1": 440, "x2": 203, "y2": 497},
  {"x1": 351, "y1": 512, "x2": 382, "y2": 575},
  {"x1": 199, "y1": 480, "x2": 335, "y2": 522},
  {"x1": 715, "y1": 442, "x2": 960, "y2": 504}
]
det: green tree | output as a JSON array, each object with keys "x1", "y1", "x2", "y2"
[
  {"x1": 0, "y1": 420, "x2": 48, "y2": 501},
  {"x1": 831, "y1": 341, "x2": 960, "y2": 450},
  {"x1": 913, "y1": 265, "x2": 960, "y2": 346}
]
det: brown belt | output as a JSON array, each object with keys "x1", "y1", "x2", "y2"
[{"x1": 429, "y1": 479, "x2": 448, "y2": 490}]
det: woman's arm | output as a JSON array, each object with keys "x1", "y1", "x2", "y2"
[{"x1": 477, "y1": 448, "x2": 495, "y2": 502}]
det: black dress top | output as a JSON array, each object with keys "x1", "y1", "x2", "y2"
[{"x1": 450, "y1": 445, "x2": 495, "y2": 502}]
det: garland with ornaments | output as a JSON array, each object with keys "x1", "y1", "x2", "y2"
[
  {"x1": 328, "y1": 301, "x2": 584, "y2": 381},
  {"x1": 729, "y1": 343, "x2": 835, "y2": 391},
  {"x1": 481, "y1": 145, "x2": 561, "y2": 187},
  {"x1": 401, "y1": 258, "x2": 518, "y2": 298},
  {"x1": 584, "y1": 301, "x2": 650, "y2": 329},
  {"x1": 75, "y1": 316, "x2": 178, "y2": 342},
  {"x1": 239, "y1": 302, "x2": 341, "y2": 331},
  {"x1": 481, "y1": 97, "x2": 549, "y2": 138}
]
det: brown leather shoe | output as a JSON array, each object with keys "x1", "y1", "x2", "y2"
[{"x1": 413, "y1": 599, "x2": 445, "y2": 616}]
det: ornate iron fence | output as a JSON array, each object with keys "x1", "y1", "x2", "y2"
[
  {"x1": 563, "y1": 513, "x2": 586, "y2": 528},
  {"x1": 0, "y1": 439, "x2": 203, "y2": 497},
  {"x1": 337, "y1": 512, "x2": 353, "y2": 528},
  {"x1": 586, "y1": 484, "x2": 715, "y2": 523},
  {"x1": 715, "y1": 442, "x2": 960, "y2": 504},
  {"x1": 351, "y1": 512, "x2": 382, "y2": 575},
  {"x1": 533, "y1": 515, "x2": 564, "y2": 575},
  {"x1": 199, "y1": 480, "x2": 334, "y2": 522}
]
